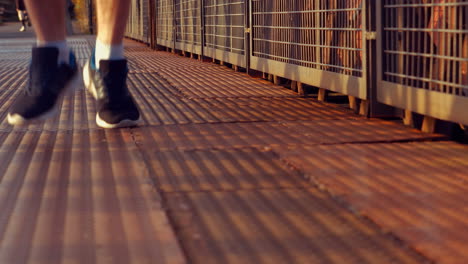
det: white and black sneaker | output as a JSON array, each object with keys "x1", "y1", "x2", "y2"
[
  {"x1": 83, "y1": 56, "x2": 140, "y2": 129},
  {"x1": 8, "y1": 47, "x2": 79, "y2": 125}
]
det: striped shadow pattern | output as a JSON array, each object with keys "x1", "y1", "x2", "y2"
[
  {"x1": 132, "y1": 120, "x2": 445, "y2": 153},
  {"x1": 0, "y1": 129, "x2": 186, "y2": 264},
  {"x1": 136, "y1": 147, "x2": 309, "y2": 192},
  {"x1": 0, "y1": 36, "x2": 448, "y2": 264},
  {"x1": 165, "y1": 189, "x2": 427, "y2": 264},
  {"x1": 277, "y1": 142, "x2": 468, "y2": 264}
]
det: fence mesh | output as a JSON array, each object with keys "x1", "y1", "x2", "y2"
[
  {"x1": 204, "y1": 0, "x2": 245, "y2": 54},
  {"x1": 251, "y1": 0, "x2": 364, "y2": 77},
  {"x1": 175, "y1": 0, "x2": 202, "y2": 45},
  {"x1": 382, "y1": 0, "x2": 468, "y2": 96},
  {"x1": 126, "y1": 0, "x2": 149, "y2": 42},
  {"x1": 156, "y1": 0, "x2": 175, "y2": 42}
]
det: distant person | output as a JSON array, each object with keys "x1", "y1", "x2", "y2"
[{"x1": 15, "y1": 0, "x2": 30, "y2": 32}]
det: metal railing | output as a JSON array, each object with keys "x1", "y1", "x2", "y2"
[
  {"x1": 377, "y1": 0, "x2": 468, "y2": 125},
  {"x1": 126, "y1": 0, "x2": 150, "y2": 42},
  {"x1": 204, "y1": 0, "x2": 246, "y2": 66},
  {"x1": 175, "y1": 0, "x2": 202, "y2": 54},
  {"x1": 125, "y1": 0, "x2": 468, "y2": 125},
  {"x1": 250, "y1": 0, "x2": 367, "y2": 99},
  {"x1": 155, "y1": 0, "x2": 175, "y2": 48}
]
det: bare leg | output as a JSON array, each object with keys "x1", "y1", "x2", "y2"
[
  {"x1": 24, "y1": 0, "x2": 66, "y2": 43},
  {"x1": 82, "y1": 0, "x2": 140, "y2": 128},
  {"x1": 8, "y1": 1, "x2": 78, "y2": 126},
  {"x1": 96, "y1": 0, "x2": 131, "y2": 45}
]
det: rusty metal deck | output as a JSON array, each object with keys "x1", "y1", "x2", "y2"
[{"x1": 0, "y1": 34, "x2": 466, "y2": 264}]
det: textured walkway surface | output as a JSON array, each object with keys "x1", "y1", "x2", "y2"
[{"x1": 0, "y1": 34, "x2": 467, "y2": 264}]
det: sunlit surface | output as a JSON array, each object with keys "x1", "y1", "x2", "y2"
[{"x1": 0, "y1": 30, "x2": 466, "y2": 264}]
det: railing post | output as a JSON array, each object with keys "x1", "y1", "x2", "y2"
[
  {"x1": 148, "y1": 0, "x2": 155, "y2": 48},
  {"x1": 172, "y1": 0, "x2": 176, "y2": 51},
  {"x1": 367, "y1": 0, "x2": 398, "y2": 118},
  {"x1": 87, "y1": 0, "x2": 94, "y2": 34},
  {"x1": 154, "y1": 0, "x2": 158, "y2": 48},
  {"x1": 244, "y1": 0, "x2": 250, "y2": 73},
  {"x1": 200, "y1": 0, "x2": 205, "y2": 60}
]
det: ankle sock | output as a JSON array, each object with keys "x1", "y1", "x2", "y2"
[
  {"x1": 36, "y1": 40, "x2": 70, "y2": 65},
  {"x1": 95, "y1": 39, "x2": 124, "y2": 69}
]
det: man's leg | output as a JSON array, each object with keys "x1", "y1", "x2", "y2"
[
  {"x1": 94, "y1": 0, "x2": 130, "y2": 67},
  {"x1": 83, "y1": 0, "x2": 140, "y2": 128},
  {"x1": 23, "y1": 0, "x2": 69, "y2": 63},
  {"x1": 23, "y1": 0, "x2": 65, "y2": 43},
  {"x1": 96, "y1": 0, "x2": 130, "y2": 45},
  {"x1": 8, "y1": 0, "x2": 78, "y2": 125}
]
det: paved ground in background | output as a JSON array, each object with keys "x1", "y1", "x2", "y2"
[
  {"x1": 1, "y1": 28, "x2": 468, "y2": 264},
  {"x1": 0, "y1": 22, "x2": 35, "y2": 38}
]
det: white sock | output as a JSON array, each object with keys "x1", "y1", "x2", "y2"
[
  {"x1": 95, "y1": 39, "x2": 124, "y2": 69},
  {"x1": 37, "y1": 40, "x2": 69, "y2": 65}
]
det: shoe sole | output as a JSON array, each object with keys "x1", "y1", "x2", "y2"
[
  {"x1": 96, "y1": 114, "x2": 139, "y2": 129},
  {"x1": 83, "y1": 60, "x2": 140, "y2": 129},
  {"x1": 7, "y1": 70, "x2": 81, "y2": 126}
]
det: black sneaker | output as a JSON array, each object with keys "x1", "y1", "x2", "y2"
[
  {"x1": 83, "y1": 56, "x2": 140, "y2": 128},
  {"x1": 8, "y1": 47, "x2": 79, "y2": 125}
]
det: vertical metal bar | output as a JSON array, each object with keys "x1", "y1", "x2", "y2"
[
  {"x1": 229, "y1": 1, "x2": 232, "y2": 54},
  {"x1": 314, "y1": 0, "x2": 320, "y2": 71},
  {"x1": 456, "y1": 4, "x2": 462, "y2": 95},
  {"x1": 248, "y1": 0, "x2": 253, "y2": 74},
  {"x1": 441, "y1": 3, "x2": 447, "y2": 93},
  {"x1": 148, "y1": 0, "x2": 154, "y2": 48},
  {"x1": 156, "y1": 0, "x2": 160, "y2": 48},
  {"x1": 421, "y1": 3, "x2": 428, "y2": 90},
  {"x1": 173, "y1": 0, "x2": 176, "y2": 50},
  {"x1": 362, "y1": 1, "x2": 368, "y2": 79},
  {"x1": 367, "y1": 0, "x2": 394, "y2": 117},
  {"x1": 88, "y1": 0, "x2": 94, "y2": 34},
  {"x1": 375, "y1": 0, "x2": 383, "y2": 101},
  {"x1": 245, "y1": 0, "x2": 250, "y2": 73},
  {"x1": 449, "y1": 3, "x2": 456, "y2": 94},
  {"x1": 200, "y1": 0, "x2": 205, "y2": 59},
  {"x1": 362, "y1": 0, "x2": 369, "y2": 103}
]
